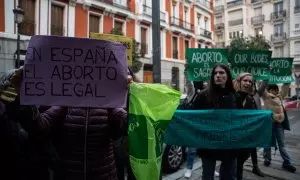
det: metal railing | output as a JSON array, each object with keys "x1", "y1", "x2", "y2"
[
  {"x1": 271, "y1": 10, "x2": 286, "y2": 21},
  {"x1": 295, "y1": 6, "x2": 300, "y2": 14},
  {"x1": 51, "y1": 25, "x2": 64, "y2": 36},
  {"x1": 229, "y1": 19, "x2": 243, "y2": 26},
  {"x1": 143, "y1": 4, "x2": 151, "y2": 16},
  {"x1": 251, "y1": 0, "x2": 262, "y2": 3},
  {"x1": 215, "y1": 23, "x2": 225, "y2": 31},
  {"x1": 171, "y1": 16, "x2": 194, "y2": 31},
  {"x1": 227, "y1": 0, "x2": 243, "y2": 8},
  {"x1": 101, "y1": 0, "x2": 129, "y2": 9},
  {"x1": 251, "y1": 15, "x2": 265, "y2": 25},
  {"x1": 196, "y1": 0, "x2": 211, "y2": 9},
  {"x1": 199, "y1": 28, "x2": 212, "y2": 39},
  {"x1": 19, "y1": 20, "x2": 35, "y2": 36},
  {"x1": 271, "y1": 32, "x2": 287, "y2": 41},
  {"x1": 214, "y1": 5, "x2": 224, "y2": 13}
]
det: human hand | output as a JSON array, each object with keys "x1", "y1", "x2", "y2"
[{"x1": 10, "y1": 66, "x2": 23, "y2": 91}]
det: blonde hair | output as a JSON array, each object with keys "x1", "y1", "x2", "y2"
[{"x1": 233, "y1": 72, "x2": 254, "y2": 94}]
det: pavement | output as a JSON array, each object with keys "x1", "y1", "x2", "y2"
[{"x1": 163, "y1": 110, "x2": 300, "y2": 180}]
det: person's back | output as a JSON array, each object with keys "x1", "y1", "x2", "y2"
[{"x1": 38, "y1": 107, "x2": 127, "y2": 180}]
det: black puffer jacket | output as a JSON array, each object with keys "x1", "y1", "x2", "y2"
[{"x1": 192, "y1": 88, "x2": 242, "y2": 160}]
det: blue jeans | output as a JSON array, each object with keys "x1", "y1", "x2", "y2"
[
  {"x1": 263, "y1": 125, "x2": 291, "y2": 166},
  {"x1": 202, "y1": 156, "x2": 236, "y2": 180},
  {"x1": 186, "y1": 148, "x2": 197, "y2": 169}
]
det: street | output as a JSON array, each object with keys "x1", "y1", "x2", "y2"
[{"x1": 163, "y1": 110, "x2": 300, "y2": 180}]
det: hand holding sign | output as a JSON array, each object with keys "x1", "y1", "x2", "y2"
[{"x1": 20, "y1": 35, "x2": 128, "y2": 108}]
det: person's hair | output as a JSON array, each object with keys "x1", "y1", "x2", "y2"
[
  {"x1": 233, "y1": 72, "x2": 255, "y2": 94},
  {"x1": 207, "y1": 64, "x2": 234, "y2": 105},
  {"x1": 0, "y1": 69, "x2": 16, "y2": 92},
  {"x1": 267, "y1": 84, "x2": 279, "y2": 91}
]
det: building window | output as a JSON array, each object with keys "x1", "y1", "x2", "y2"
[
  {"x1": 171, "y1": 67, "x2": 179, "y2": 90},
  {"x1": 51, "y1": 4, "x2": 64, "y2": 36},
  {"x1": 19, "y1": 0, "x2": 35, "y2": 36},
  {"x1": 274, "y1": 2, "x2": 283, "y2": 12},
  {"x1": 172, "y1": 36, "x2": 178, "y2": 59},
  {"x1": 114, "y1": 20, "x2": 124, "y2": 33},
  {"x1": 89, "y1": 14, "x2": 100, "y2": 33},
  {"x1": 185, "y1": 40, "x2": 189, "y2": 50},
  {"x1": 229, "y1": 32, "x2": 232, "y2": 39},
  {"x1": 198, "y1": 43, "x2": 201, "y2": 48},
  {"x1": 140, "y1": 27, "x2": 148, "y2": 55},
  {"x1": 274, "y1": 23, "x2": 283, "y2": 35}
]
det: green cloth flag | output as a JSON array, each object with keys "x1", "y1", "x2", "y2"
[
  {"x1": 164, "y1": 110, "x2": 273, "y2": 149},
  {"x1": 185, "y1": 48, "x2": 228, "y2": 81},
  {"x1": 230, "y1": 50, "x2": 272, "y2": 80},
  {"x1": 128, "y1": 83, "x2": 181, "y2": 180},
  {"x1": 269, "y1": 58, "x2": 294, "y2": 84}
]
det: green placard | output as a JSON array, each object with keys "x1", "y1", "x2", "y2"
[
  {"x1": 269, "y1": 58, "x2": 294, "y2": 84},
  {"x1": 185, "y1": 48, "x2": 228, "y2": 81},
  {"x1": 230, "y1": 50, "x2": 272, "y2": 80}
]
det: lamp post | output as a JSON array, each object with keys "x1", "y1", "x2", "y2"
[{"x1": 13, "y1": 5, "x2": 25, "y2": 68}]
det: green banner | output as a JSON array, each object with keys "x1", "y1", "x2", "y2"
[
  {"x1": 230, "y1": 50, "x2": 272, "y2": 80},
  {"x1": 164, "y1": 110, "x2": 273, "y2": 149},
  {"x1": 185, "y1": 48, "x2": 228, "y2": 81},
  {"x1": 269, "y1": 58, "x2": 294, "y2": 84},
  {"x1": 128, "y1": 83, "x2": 180, "y2": 180}
]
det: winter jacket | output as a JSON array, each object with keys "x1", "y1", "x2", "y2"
[
  {"x1": 36, "y1": 107, "x2": 127, "y2": 180},
  {"x1": 263, "y1": 84, "x2": 289, "y2": 123},
  {"x1": 192, "y1": 87, "x2": 243, "y2": 160}
]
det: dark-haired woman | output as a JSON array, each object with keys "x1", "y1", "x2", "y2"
[{"x1": 192, "y1": 64, "x2": 242, "y2": 180}]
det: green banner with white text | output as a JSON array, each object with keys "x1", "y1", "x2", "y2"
[
  {"x1": 230, "y1": 50, "x2": 272, "y2": 80},
  {"x1": 269, "y1": 58, "x2": 294, "y2": 84},
  {"x1": 185, "y1": 48, "x2": 228, "y2": 81}
]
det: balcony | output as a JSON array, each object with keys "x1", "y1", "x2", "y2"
[
  {"x1": 215, "y1": 42, "x2": 225, "y2": 48},
  {"x1": 251, "y1": 15, "x2": 265, "y2": 25},
  {"x1": 251, "y1": 0, "x2": 262, "y2": 3},
  {"x1": 195, "y1": 0, "x2": 211, "y2": 10},
  {"x1": 214, "y1": 5, "x2": 224, "y2": 14},
  {"x1": 215, "y1": 23, "x2": 225, "y2": 34},
  {"x1": 229, "y1": 19, "x2": 243, "y2": 26},
  {"x1": 160, "y1": 11, "x2": 166, "y2": 22},
  {"x1": 142, "y1": 4, "x2": 151, "y2": 16},
  {"x1": 171, "y1": 16, "x2": 194, "y2": 32},
  {"x1": 295, "y1": 6, "x2": 300, "y2": 14},
  {"x1": 271, "y1": 33, "x2": 287, "y2": 42},
  {"x1": 271, "y1": 10, "x2": 286, "y2": 22},
  {"x1": 101, "y1": 0, "x2": 129, "y2": 9},
  {"x1": 227, "y1": 0, "x2": 243, "y2": 9},
  {"x1": 198, "y1": 28, "x2": 212, "y2": 39},
  {"x1": 19, "y1": 20, "x2": 35, "y2": 36}
]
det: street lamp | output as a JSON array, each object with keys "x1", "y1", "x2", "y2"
[
  {"x1": 13, "y1": 5, "x2": 25, "y2": 68},
  {"x1": 259, "y1": 31, "x2": 263, "y2": 35}
]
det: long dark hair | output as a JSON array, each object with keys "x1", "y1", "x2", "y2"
[{"x1": 207, "y1": 64, "x2": 234, "y2": 106}]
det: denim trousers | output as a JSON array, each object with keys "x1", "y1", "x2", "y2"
[
  {"x1": 201, "y1": 156, "x2": 236, "y2": 180},
  {"x1": 186, "y1": 148, "x2": 197, "y2": 170},
  {"x1": 263, "y1": 125, "x2": 291, "y2": 166}
]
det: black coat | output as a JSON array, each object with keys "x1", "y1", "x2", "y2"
[
  {"x1": 192, "y1": 88, "x2": 243, "y2": 160},
  {"x1": 0, "y1": 97, "x2": 53, "y2": 180}
]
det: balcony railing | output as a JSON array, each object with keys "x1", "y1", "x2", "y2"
[
  {"x1": 171, "y1": 16, "x2": 194, "y2": 31},
  {"x1": 271, "y1": 32, "x2": 287, "y2": 42},
  {"x1": 51, "y1": 25, "x2": 64, "y2": 36},
  {"x1": 214, "y1": 5, "x2": 224, "y2": 13},
  {"x1": 227, "y1": 0, "x2": 243, "y2": 8},
  {"x1": 295, "y1": 6, "x2": 300, "y2": 14},
  {"x1": 19, "y1": 20, "x2": 35, "y2": 36},
  {"x1": 196, "y1": 0, "x2": 211, "y2": 9},
  {"x1": 271, "y1": 10, "x2": 286, "y2": 21},
  {"x1": 140, "y1": 42, "x2": 148, "y2": 55},
  {"x1": 215, "y1": 23, "x2": 225, "y2": 31},
  {"x1": 251, "y1": 15, "x2": 265, "y2": 25},
  {"x1": 251, "y1": 0, "x2": 262, "y2": 3},
  {"x1": 160, "y1": 11, "x2": 166, "y2": 22},
  {"x1": 101, "y1": 0, "x2": 129, "y2": 9},
  {"x1": 199, "y1": 28, "x2": 212, "y2": 39},
  {"x1": 173, "y1": 50, "x2": 178, "y2": 59},
  {"x1": 229, "y1": 19, "x2": 243, "y2": 26},
  {"x1": 143, "y1": 4, "x2": 151, "y2": 16}
]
